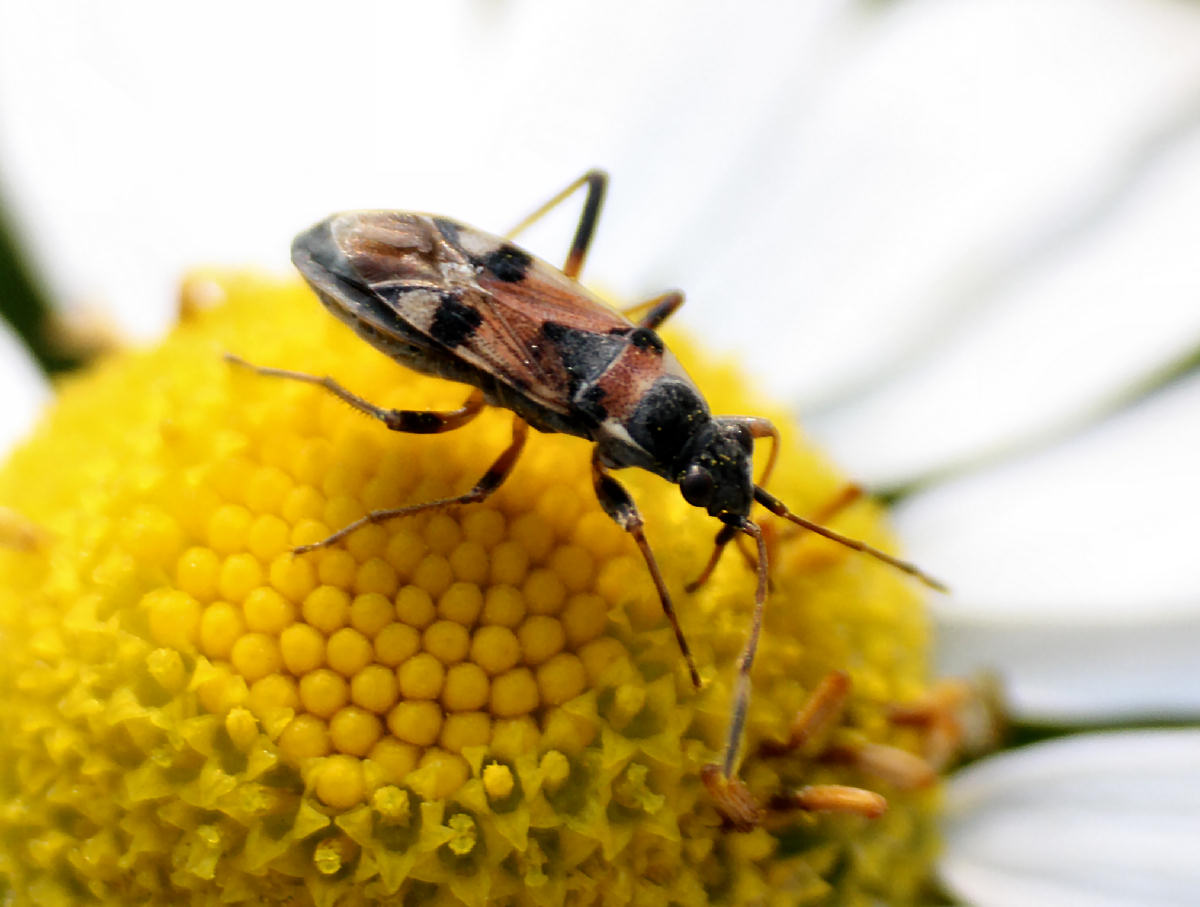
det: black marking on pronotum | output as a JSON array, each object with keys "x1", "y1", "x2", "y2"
[
  {"x1": 430, "y1": 293, "x2": 483, "y2": 348},
  {"x1": 481, "y1": 244, "x2": 532, "y2": 282},
  {"x1": 543, "y1": 321, "x2": 626, "y2": 397}
]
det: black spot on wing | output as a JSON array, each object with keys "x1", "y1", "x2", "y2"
[
  {"x1": 629, "y1": 327, "x2": 664, "y2": 354},
  {"x1": 430, "y1": 292, "x2": 483, "y2": 348},
  {"x1": 628, "y1": 378, "x2": 710, "y2": 468},
  {"x1": 481, "y1": 244, "x2": 532, "y2": 282}
]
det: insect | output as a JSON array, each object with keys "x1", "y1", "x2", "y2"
[{"x1": 228, "y1": 170, "x2": 945, "y2": 807}]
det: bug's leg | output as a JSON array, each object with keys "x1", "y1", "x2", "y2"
[
  {"x1": 590, "y1": 451, "x2": 702, "y2": 688},
  {"x1": 505, "y1": 170, "x2": 608, "y2": 280},
  {"x1": 684, "y1": 522, "x2": 739, "y2": 593},
  {"x1": 718, "y1": 518, "x2": 769, "y2": 778},
  {"x1": 621, "y1": 290, "x2": 685, "y2": 330},
  {"x1": 295, "y1": 416, "x2": 529, "y2": 553},
  {"x1": 225, "y1": 354, "x2": 486, "y2": 434},
  {"x1": 753, "y1": 486, "x2": 948, "y2": 592}
]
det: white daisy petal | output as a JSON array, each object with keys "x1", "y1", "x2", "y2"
[
  {"x1": 896, "y1": 368, "x2": 1200, "y2": 718},
  {"x1": 896, "y1": 368, "x2": 1200, "y2": 619},
  {"x1": 936, "y1": 616, "x2": 1200, "y2": 724},
  {"x1": 662, "y1": 0, "x2": 1200, "y2": 413},
  {"x1": 941, "y1": 729, "x2": 1200, "y2": 907},
  {"x1": 808, "y1": 126, "x2": 1200, "y2": 487}
]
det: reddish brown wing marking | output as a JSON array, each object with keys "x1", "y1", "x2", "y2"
[{"x1": 333, "y1": 212, "x2": 635, "y2": 413}]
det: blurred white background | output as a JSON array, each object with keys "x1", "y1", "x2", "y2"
[{"x1": 2, "y1": 3, "x2": 1200, "y2": 900}]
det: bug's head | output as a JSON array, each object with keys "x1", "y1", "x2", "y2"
[{"x1": 676, "y1": 420, "x2": 755, "y2": 519}]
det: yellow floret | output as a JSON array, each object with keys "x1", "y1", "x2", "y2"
[
  {"x1": 438, "y1": 580, "x2": 484, "y2": 625},
  {"x1": 535, "y1": 652, "x2": 587, "y2": 705},
  {"x1": 269, "y1": 552, "x2": 316, "y2": 602},
  {"x1": 373, "y1": 621, "x2": 421, "y2": 666},
  {"x1": 199, "y1": 601, "x2": 245, "y2": 658},
  {"x1": 301, "y1": 583, "x2": 350, "y2": 633},
  {"x1": 299, "y1": 668, "x2": 349, "y2": 718},
  {"x1": 280, "y1": 622, "x2": 326, "y2": 674},
  {"x1": 488, "y1": 539, "x2": 529, "y2": 586},
  {"x1": 229, "y1": 631, "x2": 283, "y2": 682},
  {"x1": 387, "y1": 700, "x2": 443, "y2": 746},
  {"x1": 442, "y1": 662, "x2": 490, "y2": 711},
  {"x1": 449, "y1": 540, "x2": 489, "y2": 584},
  {"x1": 423, "y1": 619, "x2": 471, "y2": 664},
  {"x1": 176, "y1": 545, "x2": 221, "y2": 600},
  {"x1": 482, "y1": 762, "x2": 515, "y2": 800},
  {"x1": 246, "y1": 673, "x2": 299, "y2": 723},
  {"x1": 395, "y1": 584, "x2": 436, "y2": 628},
  {"x1": 218, "y1": 552, "x2": 264, "y2": 603},
  {"x1": 383, "y1": 529, "x2": 426, "y2": 576},
  {"x1": 314, "y1": 754, "x2": 366, "y2": 809},
  {"x1": 490, "y1": 667, "x2": 540, "y2": 717},
  {"x1": 145, "y1": 588, "x2": 202, "y2": 651},
  {"x1": 329, "y1": 705, "x2": 383, "y2": 755},
  {"x1": 326, "y1": 626, "x2": 372, "y2": 676},
  {"x1": 207, "y1": 503, "x2": 253, "y2": 554},
  {"x1": 522, "y1": 567, "x2": 567, "y2": 615},
  {"x1": 413, "y1": 552, "x2": 455, "y2": 599},
  {"x1": 247, "y1": 513, "x2": 289, "y2": 561},
  {"x1": 354, "y1": 556, "x2": 398, "y2": 597},
  {"x1": 470, "y1": 624, "x2": 521, "y2": 675},
  {"x1": 481, "y1": 583, "x2": 525, "y2": 627},
  {"x1": 242, "y1": 585, "x2": 295, "y2": 633},
  {"x1": 350, "y1": 664, "x2": 399, "y2": 714},
  {"x1": 349, "y1": 590, "x2": 394, "y2": 636},
  {"x1": 517, "y1": 614, "x2": 565, "y2": 665},
  {"x1": 561, "y1": 591, "x2": 608, "y2": 646},
  {"x1": 0, "y1": 273, "x2": 940, "y2": 906},
  {"x1": 397, "y1": 651, "x2": 446, "y2": 699},
  {"x1": 424, "y1": 512, "x2": 463, "y2": 555},
  {"x1": 317, "y1": 548, "x2": 357, "y2": 589},
  {"x1": 278, "y1": 713, "x2": 331, "y2": 760},
  {"x1": 439, "y1": 710, "x2": 492, "y2": 753}
]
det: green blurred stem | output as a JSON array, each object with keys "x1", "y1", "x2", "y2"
[{"x1": 0, "y1": 200, "x2": 85, "y2": 375}]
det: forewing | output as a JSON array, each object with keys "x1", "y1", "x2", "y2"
[{"x1": 296, "y1": 211, "x2": 634, "y2": 411}]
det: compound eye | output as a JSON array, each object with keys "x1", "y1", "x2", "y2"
[
  {"x1": 730, "y1": 424, "x2": 753, "y2": 452},
  {"x1": 680, "y1": 465, "x2": 715, "y2": 508}
]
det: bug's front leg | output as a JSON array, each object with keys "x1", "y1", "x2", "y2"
[
  {"x1": 590, "y1": 451, "x2": 702, "y2": 689},
  {"x1": 224, "y1": 354, "x2": 486, "y2": 433},
  {"x1": 293, "y1": 416, "x2": 529, "y2": 553}
]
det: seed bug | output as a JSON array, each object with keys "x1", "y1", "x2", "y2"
[{"x1": 227, "y1": 170, "x2": 946, "y2": 810}]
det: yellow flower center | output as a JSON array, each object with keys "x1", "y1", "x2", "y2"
[{"x1": 0, "y1": 273, "x2": 940, "y2": 905}]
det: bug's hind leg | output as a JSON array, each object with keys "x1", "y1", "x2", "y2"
[
  {"x1": 591, "y1": 451, "x2": 702, "y2": 689},
  {"x1": 505, "y1": 170, "x2": 608, "y2": 280},
  {"x1": 225, "y1": 354, "x2": 486, "y2": 433},
  {"x1": 295, "y1": 416, "x2": 529, "y2": 554}
]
